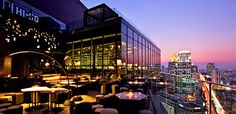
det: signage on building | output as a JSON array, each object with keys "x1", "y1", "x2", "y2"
[{"x1": 1, "y1": 0, "x2": 39, "y2": 22}]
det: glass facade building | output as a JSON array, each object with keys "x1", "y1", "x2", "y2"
[{"x1": 65, "y1": 4, "x2": 161, "y2": 78}]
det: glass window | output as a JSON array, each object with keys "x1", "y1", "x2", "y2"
[
  {"x1": 142, "y1": 38, "x2": 146, "y2": 45},
  {"x1": 139, "y1": 43, "x2": 142, "y2": 67},
  {"x1": 103, "y1": 43, "x2": 116, "y2": 66},
  {"x1": 149, "y1": 43, "x2": 151, "y2": 67},
  {"x1": 128, "y1": 27, "x2": 133, "y2": 38},
  {"x1": 139, "y1": 36, "x2": 142, "y2": 43},
  {"x1": 81, "y1": 40, "x2": 92, "y2": 67},
  {"x1": 146, "y1": 46, "x2": 149, "y2": 67},
  {"x1": 121, "y1": 23, "x2": 127, "y2": 34},
  {"x1": 142, "y1": 44, "x2": 145, "y2": 67},
  {"x1": 95, "y1": 44, "x2": 103, "y2": 69},
  {"x1": 134, "y1": 32, "x2": 138, "y2": 41},
  {"x1": 127, "y1": 37, "x2": 133, "y2": 65},
  {"x1": 154, "y1": 52, "x2": 158, "y2": 64},
  {"x1": 117, "y1": 37, "x2": 121, "y2": 59},
  {"x1": 103, "y1": 34, "x2": 118, "y2": 67},
  {"x1": 121, "y1": 33, "x2": 127, "y2": 64},
  {"x1": 150, "y1": 50, "x2": 153, "y2": 69},
  {"x1": 134, "y1": 41, "x2": 138, "y2": 66}
]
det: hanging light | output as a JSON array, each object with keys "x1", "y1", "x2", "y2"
[
  {"x1": 5, "y1": 38, "x2": 10, "y2": 43},
  {"x1": 45, "y1": 62, "x2": 50, "y2": 67}
]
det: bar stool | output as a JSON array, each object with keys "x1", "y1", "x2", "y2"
[
  {"x1": 111, "y1": 84, "x2": 119, "y2": 94},
  {"x1": 95, "y1": 95, "x2": 104, "y2": 103},
  {"x1": 101, "y1": 84, "x2": 106, "y2": 95}
]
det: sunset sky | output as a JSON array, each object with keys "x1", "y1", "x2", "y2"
[{"x1": 81, "y1": 0, "x2": 236, "y2": 69}]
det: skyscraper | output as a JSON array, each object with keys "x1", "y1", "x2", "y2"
[
  {"x1": 168, "y1": 50, "x2": 195, "y2": 96},
  {"x1": 178, "y1": 50, "x2": 191, "y2": 62},
  {"x1": 212, "y1": 68, "x2": 220, "y2": 83},
  {"x1": 206, "y1": 63, "x2": 215, "y2": 75}
]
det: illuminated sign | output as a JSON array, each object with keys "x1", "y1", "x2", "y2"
[{"x1": 1, "y1": 0, "x2": 39, "y2": 22}]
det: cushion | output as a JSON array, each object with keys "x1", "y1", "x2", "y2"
[
  {"x1": 92, "y1": 104, "x2": 104, "y2": 110},
  {"x1": 100, "y1": 108, "x2": 118, "y2": 114},
  {"x1": 94, "y1": 108, "x2": 104, "y2": 113},
  {"x1": 0, "y1": 99, "x2": 9, "y2": 103},
  {"x1": 139, "y1": 110, "x2": 153, "y2": 114},
  {"x1": 0, "y1": 108, "x2": 8, "y2": 112},
  {"x1": 0, "y1": 103, "x2": 12, "y2": 108},
  {"x1": 8, "y1": 105, "x2": 22, "y2": 109},
  {"x1": 4, "y1": 105, "x2": 23, "y2": 114}
]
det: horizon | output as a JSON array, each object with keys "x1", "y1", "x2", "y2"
[{"x1": 81, "y1": 0, "x2": 236, "y2": 69}]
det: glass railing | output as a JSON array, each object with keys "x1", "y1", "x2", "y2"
[{"x1": 149, "y1": 72, "x2": 235, "y2": 114}]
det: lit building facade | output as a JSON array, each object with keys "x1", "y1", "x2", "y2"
[
  {"x1": 65, "y1": 4, "x2": 161, "y2": 78},
  {"x1": 168, "y1": 50, "x2": 195, "y2": 96}
]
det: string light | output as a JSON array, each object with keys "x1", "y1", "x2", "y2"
[{"x1": 2, "y1": 16, "x2": 59, "y2": 50}]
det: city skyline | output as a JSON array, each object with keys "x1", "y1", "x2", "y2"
[{"x1": 81, "y1": 0, "x2": 236, "y2": 69}]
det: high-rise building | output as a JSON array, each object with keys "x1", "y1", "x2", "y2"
[
  {"x1": 206, "y1": 63, "x2": 215, "y2": 75},
  {"x1": 206, "y1": 63, "x2": 220, "y2": 83},
  {"x1": 192, "y1": 65, "x2": 198, "y2": 73},
  {"x1": 168, "y1": 50, "x2": 195, "y2": 96},
  {"x1": 212, "y1": 68, "x2": 220, "y2": 83},
  {"x1": 168, "y1": 54, "x2": 178, "y2": 74},
  {"x1": 178, "y1": 50, "x2": 191, "y2": 62}
]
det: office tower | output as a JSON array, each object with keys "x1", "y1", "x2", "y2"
[
  {"x1": 212, "y1": 68, "x2": 220, "y2": 83},
  {"x1": 192, "y1": 65, "x2": 198, "y2": 73},
  {"x1": 168, "y1": 54, "x2": 178, "y2": 74},
  {"x1": 168, "y1": 50, "x2": 195, "y2": 96},
  {"x1": 207, "y1": 63, "x2": 215, "y2": 75},
  {"x1": 178, "y1": 50, "x2": 191, "y2": 62}
]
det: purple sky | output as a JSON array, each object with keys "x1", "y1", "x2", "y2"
[{"x1": 81, "y1": 0, "x2": 236, "y2": 69}]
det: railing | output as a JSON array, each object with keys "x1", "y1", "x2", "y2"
[{"x1": 149, "y1": 72, "x2": 236, "y2": 114}]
